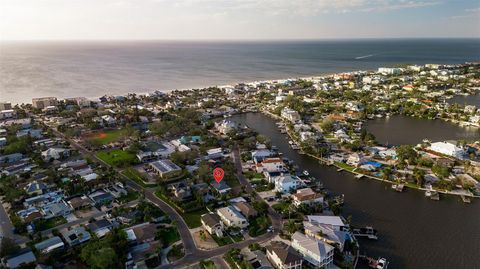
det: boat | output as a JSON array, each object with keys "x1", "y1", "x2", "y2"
[
  {"x1": 303, "y1": 170, "x2": 309, "y2": 176},
  {"x1": 427, "y1": 190, "x2": 440, "y2": 201},
  {"x1": 375, "y1": 257, "x2": 389, "y2": 269},
  {"x1": 391, "y1": 184, "x2": 404, "y2": 192}
]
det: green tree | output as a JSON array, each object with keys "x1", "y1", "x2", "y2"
[{"x1": 0, "y1": 237, "x2": 20, "y2": 258}]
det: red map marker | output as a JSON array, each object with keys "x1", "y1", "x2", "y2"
[{"x1": 213, "y1": 167, "x2": 224, "y2": 183}]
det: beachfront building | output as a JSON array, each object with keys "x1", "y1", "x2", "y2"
[
  {"x1": 291, "y1": 232, "x2": 334, "y2": 268},
  {"x1": 430, "y1": 141, "x2": 465, "y2": 159},
  {"x1": 281, "y1": 107, "x2": 301, "y2": 123},
  {"x1": 32, "y1": 97, "x2": 58, "y2": 109}
]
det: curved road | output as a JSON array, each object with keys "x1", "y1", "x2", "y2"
[{"x1": 48, "y1": 125, "x2": 282, "y2": 268}]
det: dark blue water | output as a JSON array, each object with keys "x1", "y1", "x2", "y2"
[{"x1": 1, "y1": 39, "x2": 479, "y2": 104}]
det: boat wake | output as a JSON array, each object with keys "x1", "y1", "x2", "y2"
[{"x1": 355, "y1": 54, "x2": 374, "y2": 60}]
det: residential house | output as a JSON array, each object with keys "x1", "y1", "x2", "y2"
[
  {"x1": 241, "y1": 248, "x2": 273, "y2": 269},
  {"x1": 292, "y1": 188, "x2": 324, "y2": 207},
  {"x1": 271, "y1": 174, "x2": 300, "y2": 193},
  {"x1": 88, "y1": 190, "x2": 114, "y2": 205},
  {"x1": 61, "y1": 227, "x2": 91, "y2": 247},
  {"x1": 2, "y1": 249, "x2": 37, "y2": 269},
  {"x1": 251, "y1": 149, "x2": 274, "y2": 163},
  {"x1": 291, "y1": 232, "x2": 334, "y2": 268},
  {"x1": 215, "y1": 119, "x2": 238, "y2": 135},
  {"x1": 430, "y1": 141, "x2": 465, "y2": 159},
  {"x1": 281, "y1": 107, "x2": 301, "y2": 123},
  {"x1": 211, "y1": 180, "x2": 232, "y2": 194},
  {"x1": 346, "y1": 153, "x2": 365, "y2": 167},
  {"x1": 233, "y1": 202, "x2": 258, "y2": 218},
  {"x1": 303, "y1": 221, "x2": 350, "y2": 252},
  {"x1": 201, "y1": 212, "x2": 224, "y2": 237},
  {"x1": 87, "y1": 219, "x2": 114, "y2": 238},
  {"x1": 206, "y1": 148, "x2": 224, "y2": 159},
  {"x1": 149, "y1": 159, "x2": 182, "y2": 178},
  {"x1": 125, "y1": 223, "x2": 158, "y2": 243},
  {"x1": 32, "y1": 97, "x2": 57, "y2": 109},
  {"x1": 256, "y1": 158, "x2": 286, "y2": 173},
  {"x1": 265, "y1": 241, "x2": 303, "y2": 269},
  {"x1": 41, "y1": 200, "x2": 71, "y2": 219},
  {"x1": 216, "y1": 206, "x2": 249, "y2": 228},
  {"x1": 34, "y1": 236, "x2": 65, "y2": 254},
  {"x1": 24, "y1": 181, "x2": 47, "y2": 195},
  {"x1": 168, "y1": 181, "x2": 192, "y2": 200},
  {"x1": 67, "y1": 196, "x2": 92, "y2": 210},
  {"x1": 306, "y1": 215, "x2": 348, "y2": 232},
  {"x1": 41, "y1": 148, "x2": 70, "y2": 161}
]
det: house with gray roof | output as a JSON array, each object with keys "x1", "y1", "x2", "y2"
[{"x1": 34, "y1": 236, "x2": 65, "y2": 254}]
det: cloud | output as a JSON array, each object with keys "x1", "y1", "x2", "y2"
[{"x1": 450, "y1": 6, "x2": 480, "y2": 19}]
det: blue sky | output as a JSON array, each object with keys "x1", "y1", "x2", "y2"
[{"x1": 1, "y1": 0, "x2": 479, "y2": 40}]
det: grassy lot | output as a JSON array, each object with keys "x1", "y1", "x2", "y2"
[
  {"x1": 200, "y1": 260, "x2": 216, "y2": 269},
  {"x1": 116, "y1": 190, "x2": 139, "y2": 204},
  {"x1": 122, "y1": 167, "x2": 156, "y2": 187},
  {"x1": 87, "y1": 128, "x2": 129, "y2": 145},
  {"x1": 244, "y1": 171, "x2": 264, "y2": 180},
  {"x1": 34, "y1": 216, "x2": 67, "y2": 231},
  {"x1": 335, "y1": 162, "x2": 356, "y2": 172},
  {"x1": 211, "y1": 234, "x2": 234, "y2": 246},
  {"x1": 155, "y1": 190, "x2": 207, "y2": 228},
  {"x1": 248, "y1": 215, "x2": 271, "y2": 237},
  {"x1": 97, "y1": 149, "x2": 138, "y2": 167},
  {"x1": 156, "y1": 226, "x2": 181, "y2": 246}
]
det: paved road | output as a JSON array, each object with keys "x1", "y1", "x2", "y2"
[
  {"x1": 48, "y1": 125, "x2": 282, "y2": 268},
  {"x1": 0, "y1": 199, "x2": 29, "y2": 244}
]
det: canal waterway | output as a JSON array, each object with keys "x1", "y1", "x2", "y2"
[
  {"x1": 364, "y1": 115, "x2": 480, "y2": 146},
  {"x1": 230, "y1": 112, "x2": 480, "y2": 269}
]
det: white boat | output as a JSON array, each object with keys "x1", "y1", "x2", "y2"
[
  {"x1": 376, "y1": 257, "x2": 388, "y2": 269},
  {"x1": 303, "y1": 170, "x2": 309, "y2": 176}
]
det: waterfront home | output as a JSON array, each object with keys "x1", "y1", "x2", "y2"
[
  {"x1": 252, "y1": 149, "x2": 275, "y2": 163},
  {"x1": 256, "y1": 157, "x2": 286, "y2": 173},
  {"x1": 299, "y1": 131, "x2": 316, "y2": 142},
  {"x1": 281, "y1": 107, "x2": 301, "y2": 123},
  {"x1": 306, "y1": 215, "x2": 348, "y2": 232},
  {"x1": 201, "y1": 212, "x2": 224, "y2": 237},
  {"x1": 292, "y1": 188, "x2": 324, "y2": 207},
  {"x1": 149, "y1": 159, "x2": 182, "y2": 178},
  {"x1": 346, "y1": 153, "x2": 365, "y2": 167},
  {"x1": 0, "y1": 109, "x2": 15, "y2": 120},
  {"x1": 215, "y1": 119, "x2": 238, "y2": 135},
  {"x1": 271, "y1": 174, "x2": 300, "y2": 193},
  {"x1": 34, "y1": 236, "x2": 65, "y2": 254},
  {"x1": 291, "y1": 232, "x2": 334, "y2": 268},
  {"x1": 2, "y1": 249, "x2": 37, "y2": 269},
  {"x1": 41, "y1": 147, "x2": 71, "y2": 161},
  {"x1": 61, "y1": 226, "x2": 91, "y2": 247},
  {"x1": 430, "y1": 141, "x2": 465, "y2": 159},
  {"x1": 265, "y1": 241, "x2": 303, "y2": 269},
  {"x1": 216, "y1": 205, "x2": 249, "y2": 228},
  {"x1": 303, "y1": 221, "x2": 350, "y2": 252}
]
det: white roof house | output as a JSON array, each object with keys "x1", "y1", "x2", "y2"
[
  {"x1": 281, "y1": 107, "x2": 301, "y2": 122},
  {"x1": 306, "y1": 215, "x2": 348, "y2": 231},
  {"x1": 291, "y1": 232, "x2": 334, "y2": 268},
  {"x1": 41, "y1": 147, "x2": 70, "y2": 161},
  {"x1": 216, "y1": 206, "x2": 248, "y2": 228},
  {"x1": 430, "y1": 141, "x2": 465, "y2": 159},
  {"x1": 272, "y1": 174, "x2": 300, "y2": 193}
]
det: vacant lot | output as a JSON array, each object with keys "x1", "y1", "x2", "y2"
[{"x1": 97, "y1": 149, "x2": 138, "y2": 167}]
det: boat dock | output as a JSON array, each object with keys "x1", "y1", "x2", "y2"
[
  {"x1": 352, "y1": 226, "x2": 378, "y2": 240},
  {"x1": 461, "y1": 195, "x2": 471, "y2": 204},
  {"x1": 337, "y1": 168, "x2": 344, "y2": 172},
  {"x1": 355, "y1": 174, "x2": 364, "y2": 179}
]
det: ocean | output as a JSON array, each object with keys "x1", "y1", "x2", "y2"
[{"x1": 1, "y1": 39, "x2": 479, "y2": 104}]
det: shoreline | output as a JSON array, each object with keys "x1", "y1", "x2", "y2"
[{"x1": 259, "y1": 110, "x2": 479, "y2": 200}]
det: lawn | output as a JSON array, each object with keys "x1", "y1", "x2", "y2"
[
  {"x1": 116, "y1": 190, "x2": 139, "y2": 204},
  {"x1": 156, "y1": 226, "x2": 181, "y2": 246},
  {"x1": 34, "y1": 216, "x2": 67, "y2": 231},
  {"x1": 335, "y1": 162, "x2": 356, "y2": 172},
  {"x1": 211, "y1": 234, "x2": 234, "y2": 246},
  {"x1": 248, "y1": 215, "x2": 271, "y2": 237},
  {"x1": 200, "y1": 260, "x2": 216, "y2": 269},
  {"x1": 97, "y1": 149, "x2": 138, "y2": 167},
  {"x1": 86, "y1": 128, "x2": 129, "y2": 145},
  {"x1": 123, "y1": 168, "x2": 156, "y2": 187},
  {"x1": 155, "y1": 190, "x2": 207, "y2": 228}
]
